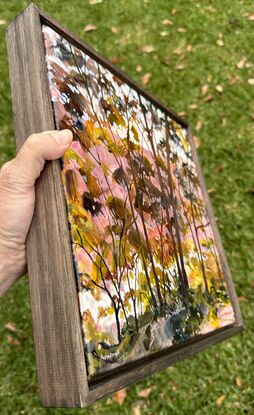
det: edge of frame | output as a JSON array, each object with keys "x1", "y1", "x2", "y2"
[{"x1": 6, "y1": 3, "x2": 89, "y2": 407}]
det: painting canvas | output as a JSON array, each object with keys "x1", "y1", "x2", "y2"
[{"x1": 42, "y1": 25, "x2": 235, "y2": 381}]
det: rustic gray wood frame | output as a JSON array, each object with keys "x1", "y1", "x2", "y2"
[{"x1": 6, "y1": 3, "x2": 243, "y2": 408}]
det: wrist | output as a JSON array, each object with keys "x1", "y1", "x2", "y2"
[{"x1": 0, "y1": 240, "x2": 26, "y2": 296}]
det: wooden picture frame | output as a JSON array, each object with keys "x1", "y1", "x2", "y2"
[{"x1": 6, "y1": 3, "x2": 243, "y2": 408}]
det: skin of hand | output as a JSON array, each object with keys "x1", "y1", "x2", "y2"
[{"x1": 0, "y1": 129, "x2": 73, "y2": 296}]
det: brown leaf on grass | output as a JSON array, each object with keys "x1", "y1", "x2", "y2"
[
  {"x1": 136, "y1": 64, "x2": 142, "y2": 72},
  {"x1": 204, "y1": 95, "x2": 214, "y2": 103},
  {"x1": 171, "y1": 8, "x2": 177, "y2": 15},
  {"x1": 133, "y1": 405, "x2": 141, "y2": 415},
  {"x1": 141, "y1": 45, "x2": 155, "y2": 53},
  {"x1": 7, "y1": 335, "x2": 21, "y2": 347},
  {"x1": 238, "y1": 295, "x2": 247, "y2": 302},
  {"x1": 186, "y1": 44, "x2": 193, "y2": 52},
  {"x1": 109, "y1": 56, "x2": 122, "y2": 65},
  {"x1": 177, "y1": 27, "x2": 187, "y2": 33},
  {"x1": 160, "y1": 31, "x2": 169, "y2": 37},
  {"x1": 89, "y1": 0, "x2": 103, "y2": 3},
  {"x1": 5, "y1": 322, "x2": 17, "y2": 332},
  {"x1": 162, "y1": 18, "x2": 173, "y2": 25},
  {"x1": 113, "y1": 388, "x2": 127, "y2": 405},
  {"x1": 201, "y1": 84, "x2": 209, "y2": 94},
  {"x1": 175, "y1": 63, "x2": 185, "y2": 70},
  {"x1": 84, "y1": 24, "x2": 97, "y2": 32},
  {"x1": 236, "y1": 57, "x2": 247, "y2": 69},
  {"x1": 111, "y1": 26, "x2": 119, "y2": 34},
  {"x1": 248, "y1": 78, "x2": 254, "y2": 85},
  {"x1": 193, "y1": 136, "x2": 201, "y2": 148},
  {"x1": 141, "y1": 73, "x2": 151, "y2": 85},
  {"x1": 173, "y1": 47, "x2": 184, "y2": 56},
  {"x1": 236, "y1": 377, "x2": 242, "y2": 388},
  {"x1": 138, "y1": 387, "x2": 153, "y2": 398},
  {"x1": 216, "y1": 395, "x2": 225, "y2": 406},
  {"x1": 243, "y1": 12, "x2": 254, "y2": 21},
  {"x1": 178, "y1": 111, "x2": 186, "y2": 117},
  {"x1": 195, "y1": 120, "x2": 203, "y2": 131},
  {"x1": 228, "y1": 75, "x2": 241, "y2": 85},
  {"x1": 189, "y1": 104, "x2": 198, "y2": 109},
  {"x1": 0, "y1": 19, "x2": 7, "y2": 25},
  {"x1": 208, "y1": 188, "x2": 215, "y2": 194},
  {"x1": 204, "y1": 6, "x2": 216, "y2": 12},
  {"x1": 216, "y1": 39, "x2": 224, "y2": 46},
  {"x1": 215, "y1": 85, "x2": 223, "y2": 93},
  {"x1": 245, "y1": 61, "x2": 253, "y2": 68}
]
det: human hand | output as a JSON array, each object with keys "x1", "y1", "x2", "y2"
[{"x1": 0, "y1": 129, "x2": 73, "y2": 296}]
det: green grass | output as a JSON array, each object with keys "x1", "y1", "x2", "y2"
[{"x1": 0, "y1": 0, "x2": 253, "y2": 414}]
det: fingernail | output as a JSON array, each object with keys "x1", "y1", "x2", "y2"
[{"x1": 51, "y1": 129, "x2": 73, "y2": 145}]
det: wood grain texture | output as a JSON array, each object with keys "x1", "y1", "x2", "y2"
[
  {"x1": 6, "y1": 4, "x2": 88, "y2": 407},
  {"x1": 6, "y1": 3, "x2": 243, "y2": 408}
]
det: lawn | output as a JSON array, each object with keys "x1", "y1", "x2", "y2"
[{"x1": 0, "y1": 0, "x2": 253, "y2": 414}]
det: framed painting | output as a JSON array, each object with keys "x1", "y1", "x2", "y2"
[{"x1": 6, "y1": 4, "x2": 243, "y2": 408}]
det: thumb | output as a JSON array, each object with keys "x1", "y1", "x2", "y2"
[{"x1": 1, "y1": 130, "x2": 73, "y2": 190}]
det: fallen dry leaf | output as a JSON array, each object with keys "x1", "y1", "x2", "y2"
[
  {"x1": 216, "y1": 39, "x2": 224, "y2": 46},
  {"x1": 208, "y1": 188, "x2": 215, "y2": 194},
  {"x1": 238, "y1": 295, "x2": 247, "y2": 302},
  {"x1": 216, "y1": 395, "x2": 225, "y2": 406},
  {"x1": 215, "y1": 85, "x2": 223, "y2": 93},
  {"x1": 138, "y1": 387, "x2": 153, "y2": 398},
  {"x1": 204, "y1": 95, "x2": 214, "y2": 103},
  {"x1": 89, "y1": 0, "x2": 103, "y2": 3},
  {"x1": 84, "y1": 24, "x2": 97, "y2": 32},
  {"x1": 228, "y1": 75, "x2": 241, "y2": 85},
  {"x1": 243, "y1": 12, "x2": 254, "y2": 21},
  {"x1": 175, "y1": 63, "x2": 185, "y2": 70},
  {"x1": 141, "y1": 73, "x2": 151, "y2": 85},
  {"x1": 171, "y1": 385, "x2": 177, "y2": 391},
  {"x1": 133, "y1": 405, "x2": 141, "y2": 415},
  {"x1": 113, "y1": 388, "x2": 127, "y2": 405},
  {"x1": 245, "y1": 61, "x2": 253, "y2": 68},
  {"x1": 195, "y1": 120, "x2": 203, "y2": 131},
  {"x1": 248, "y1": 78, "x2": 254, "y2": 85},
  {"x1": 109, "y1": 56, "x2": 122, "y2": 65},
  {"x1": 236, "y1": 57, "x2": 247, "y2": 69},
  {"x1": 160, "y1": 31, "x2": 169, "y2": 37},
  {"x1": 189, "y1": 104, "x2": 198, "y2": 109},
  {"x1": 236, "y1": 377, "x2": 242, "y2": 388},
  {"x1": 111, "y1": 26, "x2": 118, "y2": 34},
  {"x1": 136, "y1": 64, "x2": 142, "y2": 73},
  {"x1": 193, "y1": 136, "x2": 201, "y2": 148},
  {"x1": 186, "y1": 44, "x2": 193, "y2": 52},
  {"x1": 177, "y1": 27, "x2": 187, "y2": 33},
  {"x1": 7, "y1": 335, "x2": 21, "y2": 347},
  {"x1": 162, "y1": 18, "x2": 173, "y2": 25},
  {"x1": 178, "y1": 111, "x2": 186, "y2": 117},
  {"x1": 173, "y1": 47, "x2": 184, "y2": 56},
  {"x1": 141, "y1": 45, "x2": 155, "y2": 53},
  {"x1": 5, "y1": 322, "x2": 17, "y2": 332},
  {"x1": 0, "y1": 19, "x2": 6, "y2": 25},
  {"x1": 171, "y1": 8, "x2": 177, "y2": 15},
  {"x1": 201, "y1": 84, "x2": 209, "y2": 94},
  {"x1": 204, "y1": 5, "x2": 216, "y2": 12}
]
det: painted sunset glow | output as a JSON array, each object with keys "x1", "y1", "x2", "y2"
[{"x1": 42, "y1": 25, "x2": 235, "y2": 379}]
